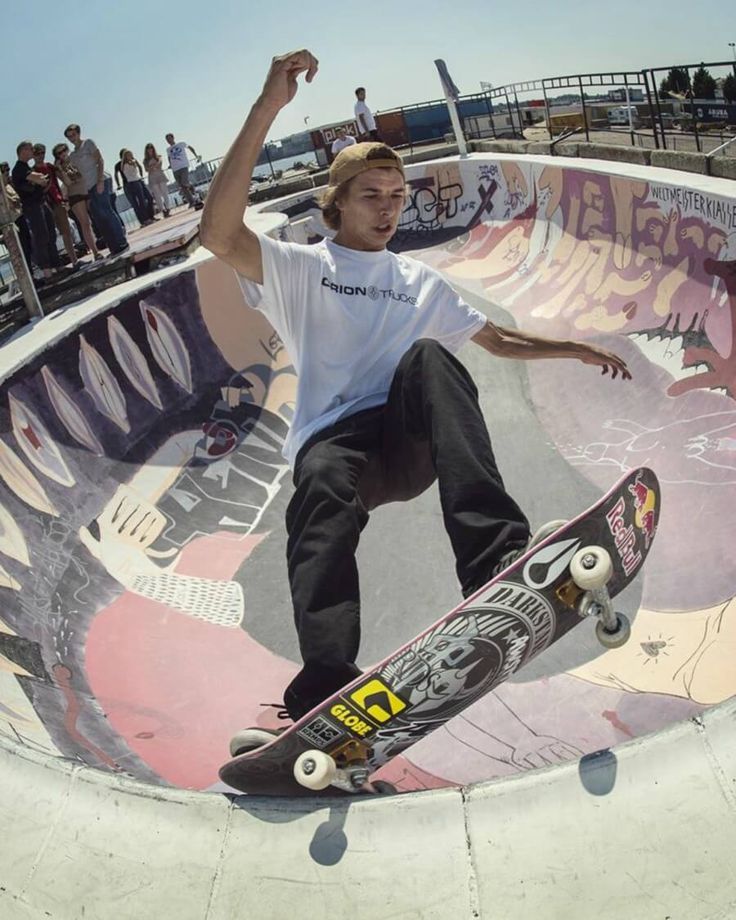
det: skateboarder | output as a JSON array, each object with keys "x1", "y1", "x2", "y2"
[{"x1": 200, "y1": 50, "x2": 631, "y2": 747}]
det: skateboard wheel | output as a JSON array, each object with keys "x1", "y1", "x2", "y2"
[
  {"x1": 293, "y1": 750, "x2": 337, "y2": 791},
  {"x1": 570, "y1": 546, "x2": 613, "y2": 590},
  {"x1": 595, "y1": 612, "x2": 631, "y2": 649}
]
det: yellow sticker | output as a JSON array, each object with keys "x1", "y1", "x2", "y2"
[{"x1": 348, "y1": 679, "x2": 407, "y2": 723}]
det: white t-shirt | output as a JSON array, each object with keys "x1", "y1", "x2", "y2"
[
  {"x1": 238, "y1": 235, "x2": 486, "y2": 467},
  {"x1": 166, "y1": 142, "x2": 190, "y2": 171},
  {"x1": 331, "y1": 135, "x2": 357, "y2": 155},
  {"x1": 354, "y1": 100, "x2": 376, "y2": 133}
]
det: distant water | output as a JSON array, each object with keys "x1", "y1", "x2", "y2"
[{"x1": 253, "y1": 151, "x2": 318, "y2": 178}]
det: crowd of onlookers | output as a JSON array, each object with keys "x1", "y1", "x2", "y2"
[{"x1": 1, "y1": 126, "x2": 204, "y2": 284}]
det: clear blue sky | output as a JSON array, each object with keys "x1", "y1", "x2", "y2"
[{"x1": 3, "y1": 0, "x2": 735, "y2": 166}]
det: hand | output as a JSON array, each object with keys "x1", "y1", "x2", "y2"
[
  {"x1": 79, "y1": 484, "x2": 178, "y2": 588},
  {"x1": 96, "y1": 180, "x2": 104, "y2": 195},
  {"x1": 260, "y1": 49, "x2": 319, "y2": 111},
  {"x1": 575, "y1": 342, "x2": 631, "y2": 380}
]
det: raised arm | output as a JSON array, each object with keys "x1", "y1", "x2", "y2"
[
  {"x1": 472, "y1": 319, "x2": 631, "y2": 380},
  {"x1": 200, "y1": 49, "x2": 318, "y2": 283}
]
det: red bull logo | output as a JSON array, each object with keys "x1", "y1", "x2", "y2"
[
  {"x1": 628, "y1": 474, "x2": 657, "y2": 549},
  {"x1": 605, "y1": 497, "x2": 642, "y2": 577}
]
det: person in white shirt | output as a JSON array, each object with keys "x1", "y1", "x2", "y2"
[
  {"x1": 354, "y1": 86, "x2": 380, "y2": 141},
  {"x1": 201, "y1": 50, "x2": 631, "y2": 743},
  {"x1": 165, "y1": 132, "x2": 203, "y2": 209},
  {"x1": 331, "y1": 126, "x2": 357, "y2": 157}
]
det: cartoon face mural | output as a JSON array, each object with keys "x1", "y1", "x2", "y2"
[{"x1": 1, "y1": 154, "x2": 735, "y2": 795}]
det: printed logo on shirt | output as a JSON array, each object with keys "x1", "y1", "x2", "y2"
[{"x1": 320, "y1": 276, "x2": 418, "y2": 305}]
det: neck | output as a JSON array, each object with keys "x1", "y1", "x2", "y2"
[{"x1": 332, "y1": 229, "x2": 385, "y2": 253}]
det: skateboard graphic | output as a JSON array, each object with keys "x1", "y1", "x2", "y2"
[{"x1": 220, "y1": 466, "x2": 660, "y2": 796}]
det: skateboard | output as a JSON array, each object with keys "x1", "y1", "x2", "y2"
[{"x1": 219, "y1": 466, "x2": 660, "y2": 796}]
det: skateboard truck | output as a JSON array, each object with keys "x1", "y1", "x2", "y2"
[
  {"x1": 293, "y1": 742, "x2": 396, "y2": 794},
  {"x1": 570, "y1": 546, "x2": 631, "y2": 649}
]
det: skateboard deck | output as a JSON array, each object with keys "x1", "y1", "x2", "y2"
[{"x1": 220, "y1": 466, "x2": 660, "y2": 796}]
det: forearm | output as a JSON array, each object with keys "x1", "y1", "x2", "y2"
[
  {"x1": 472, "y1": 319, "x2": 631, "y2": 379},
  {"x1": 200, "y1": 97, "x2": 279, "y2": 252},
  {"x1": 472, "y1": 321, "x2": 579, "y2": 360}
]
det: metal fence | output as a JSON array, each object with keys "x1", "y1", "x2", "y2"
[{"x1": 375, "y1": 58, "x2": 736, "y2": 155}]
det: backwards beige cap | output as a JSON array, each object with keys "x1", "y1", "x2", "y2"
[{"x1": 328, "y1": 142, "x2": 405, "y2": 187}]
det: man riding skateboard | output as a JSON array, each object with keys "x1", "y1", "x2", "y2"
[{"x1": 200, "y1": 49, "x2": 631, "y2": 752}]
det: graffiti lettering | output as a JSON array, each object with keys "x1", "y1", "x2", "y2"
[{"x1": 649, "y1": 185, "x2": 736, "y2": 231}]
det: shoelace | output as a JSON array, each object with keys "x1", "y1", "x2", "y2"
[{"x1": 491, "y1": 544, "x2": 525, "y2": 578}]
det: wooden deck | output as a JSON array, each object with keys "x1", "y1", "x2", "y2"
[{"x1": 0, "y1": 206, "x2": 203, "y2": 336}]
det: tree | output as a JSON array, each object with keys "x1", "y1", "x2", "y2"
[
  {"x1": 692, "y1": 65, "x2": 717, "y2": 99},
  {"x1": 723, "y1": 74, "x2": 736, "y2": 104},
  {"x1": 659, "y1": 67, "x2": 691, "y2": 97}
]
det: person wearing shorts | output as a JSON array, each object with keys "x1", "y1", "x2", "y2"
[
  {"x1": 165, "y1": 133, "x2": 203, "y2": 209},
  {"x1": 143, "y1": 143, "x2": 171, "y2": 218},
  {"x1": 64, "y1": 123, "x2": 128, "y2": 255},
  {"x1": 52, "y1": 142, "x2": 102, "y2": 261}
]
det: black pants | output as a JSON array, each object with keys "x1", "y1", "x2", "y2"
[
  {"x1": 24, "y1": 202, "x2": 59, "y2": 270},
  {"x1": 283, "y1": 339, "x2": 529, "y2": 719}
]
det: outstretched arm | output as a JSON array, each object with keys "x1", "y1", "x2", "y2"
[
  {"x1": 472, "y1": 319, "x2": 631, "y2": 379},
  {"x1": 200, "y1": 49, "x2": 319, "y2": 283}
]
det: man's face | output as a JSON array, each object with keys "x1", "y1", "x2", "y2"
[
  {"x1": 336, "y1": 128, "x2": 346, "y2": 139},
  {"x1": 33, "y1": 147, "x2": 45, "y2": 164},
  {"x1": 357, "y1": 89, "x2": 366, "y2": 101},
  {"x1": 18, "y1": 144, "x2": 33, "y2": 162},
  {"x1": 166, "y1": 134, "x2": 175, "y2": 144},
  {"x1": 64, "y1": 127, "x2": 80, "y2": 146},
  {"x1": 337, "y1": 168, "x2": 406, "y2": 251}
]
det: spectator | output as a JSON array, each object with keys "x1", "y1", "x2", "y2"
[
  {"x1": 331, "y1": 127, "x2": 357, "y2": 157},
  {"x1": 354, "y1": 87, "x2": 381, "y2": 141},
  {"x1": 1, "y1": 160, "x2": 34, "y2": 271},
  {"x1": 52, "y1": 142, "x2": 102, "y2": 262},
  {"x1": 143, "y1": 143, "x2": 171, "y2": 218},
  {"x1": 115, "y1": 149, "x2": 154, "y2": 226},
  {"x1": 32, "y1": 143, "x2": 79, "y2": 270},
  {"x1": 165, "y1": 133, "x2": 203, "y2": 209},
  {"x1": 64, "y1": 124, "x2": 128, "y2": 255},
  {"x1": 11, "y1": 140, "x2": 60, "y2": 281}
]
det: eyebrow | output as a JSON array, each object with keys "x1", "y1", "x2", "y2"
[{"x1": 360, "y1": 185, "x2": 405, "y2": 193}]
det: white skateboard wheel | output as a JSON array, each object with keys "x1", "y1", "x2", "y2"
[
  {"x1": 570, "y1": 546, "x2": 613, "y2": 590},
  {"x1": 294, "y1": 750, "x2": 337, "y2": 790},
  {"x1": 595, "y1": 613, "x2": 631, "y2": 649}
]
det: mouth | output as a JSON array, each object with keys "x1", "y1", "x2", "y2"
[{"x1": 375, "y1": 223, "x2": 393, "y2": 235}]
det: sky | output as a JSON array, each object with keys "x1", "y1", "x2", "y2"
[{"x1": 3, "y1": 0, "x2": 735, "y2": 167}]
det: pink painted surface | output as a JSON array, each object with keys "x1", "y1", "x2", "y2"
[{"x1": 85, "y1": 532, "x2": 297, "y2": 789}]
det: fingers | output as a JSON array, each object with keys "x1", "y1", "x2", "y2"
[
  {"x1": 599, "y1": 359, "x2": 631, "y2": 381},
  {"x1": 273, "y1": 48, "x2": 319, "y2": 81}
]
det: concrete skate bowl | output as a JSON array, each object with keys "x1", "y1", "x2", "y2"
[{"x1": 1, "y1": 155, "x2": 736, "y2": 919}]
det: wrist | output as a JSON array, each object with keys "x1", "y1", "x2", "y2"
[{"x1": 253, "y1": 94, "x2": 282, "y2": 119}]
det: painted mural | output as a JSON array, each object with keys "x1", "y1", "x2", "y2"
[{"x1": 0, "y1": 155, "x2": 734, "y2": 793}]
